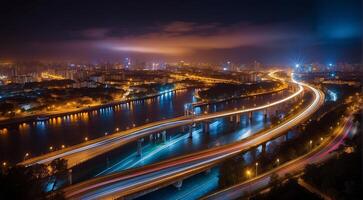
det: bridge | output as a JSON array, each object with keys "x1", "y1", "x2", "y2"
[
  {"x1": 203, "y1": 115, "x2": 353, "y2": 200},
  {"x1": 62, "y1": 78, "x2": 324, "y2": 199},
  {"x1": 19, "y1": 73, "x2": 303, "y2": 169}
]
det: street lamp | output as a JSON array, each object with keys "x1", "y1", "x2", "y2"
[
  {"x1": 246, "y1": 170, "x2": 252, "y2": 179},
  {"x1": 84, "y1": 137, "x2": 88, "y2": 141},
  {"x1": 309, "y1": 140, "x2": 313, "y2": 151},
  {"x1": 255, "y1": 162, "x2": 259, "y2": 177},
  {"x1": 49, "y1": 146, "x2": 53, "y2": 151},
  {"x1": 276, "y1": 158, "x2": 280, "y2": 166},
  {"x1": 61, "y1": 145, "x2": 65, "y2": 149},
  {"x1": 68, "y1": 169, "x2": 73, "y2": 185},
  {"x1": 245, "y1": 169, "x2": 253, "y2": 197},
  {"x1": 24, "y1": 153, "x2": 30, "y2": 161}
]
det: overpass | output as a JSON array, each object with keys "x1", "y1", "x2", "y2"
[
  {"x1": 19, "y1": 75, "x2": 303, "y2": 168},
  {"x1": 203, "y1": 115, "x2": 354, "y2": 200},
  {"x1": 63, "y1": 79, "x2": 324, "y2": 199}
]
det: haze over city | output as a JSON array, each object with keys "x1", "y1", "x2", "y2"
[
  {"x1": 0, "y1": 0, "x2": 361, "y2": 64},
  {"x1": 0, "y1": 1, "x2": 362, "y2": 200}
]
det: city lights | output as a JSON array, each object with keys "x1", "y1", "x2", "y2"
[{"x1": 0, "y1": 1, "x2": 360, "y2": 199}]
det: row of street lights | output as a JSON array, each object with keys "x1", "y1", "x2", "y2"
[
  {"x1": 246, "y1": 159, "x2": 280, "y2": 180},
  {"x1": 1, "y1": 135, "x2": 90, "y2": 167},
  {"x1": 10, "y1": 124, "x2": 129, "y2": 166},
  {"x1": 246, "y1": 137, "x2": 327, "y2": 180},
  {"x1": 11, "y1": 125, "x2": 128, "y2": 166},
  {"x1": 48, "y1": 136, "x2": 90, "y2": 151},
  {"x1": 2, "y1": 152, "x2": 31, "y2": 168}
]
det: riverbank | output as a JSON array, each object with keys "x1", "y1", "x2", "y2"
[
  {"x1": 0, "y1": 88, "x2": 189, "y2": 126},
  {"x1": 193, "y1": 83, "x2": 290, "y2": 107}
]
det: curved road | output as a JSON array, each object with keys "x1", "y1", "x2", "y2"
[
  {"x1": 63, "y1": 78, "x2": 324, "y2": 199},
  {"x1": 20, "y1": 75, "x2": 303, "y2": 168},
  {"x1": 203, "y1": 115, "x2": 354, "y2": 200}
]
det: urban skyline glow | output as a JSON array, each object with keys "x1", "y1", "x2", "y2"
[{"x1": 0, "y1": 0, "x2": 361, "y2": 64}]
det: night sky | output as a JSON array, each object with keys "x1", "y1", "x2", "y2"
[{"x1": 0, "y1": 0, "x2": 362, "y2": 64}]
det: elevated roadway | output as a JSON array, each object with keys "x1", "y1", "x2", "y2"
[
  {"x1": 20, "y1": 75, "x2": 303, "y2": 168},
  {"x1": 63, "y1": 78, "x2": 324, "y2": 199},
  {"x1": 203, "y1": 115, "x2": 354, "y2": 200}
]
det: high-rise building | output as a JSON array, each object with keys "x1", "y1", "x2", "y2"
[
  {"x1": 124, "y1": 58, "x2": 131, "y2": 69},
  {"x1": 221, "y1": 61, "x2": 231, "y2": 71}
]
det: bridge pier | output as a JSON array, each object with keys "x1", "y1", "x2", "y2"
[
  {"x1": 249, "y1": 112, "x2": 253, "y2": 122},
  {"x1": 261, "y1": 143, "x2": 266, "y2": 155},
  {"x1": 137, "y1": 138, "x2": 144, "y2": 157},
  {"x1": 235, "y1": 114, "x2": 240, "y2": 124},
  {"x1": 229, "y1": 115, "x2": 234, "y2": 123},
  {"x1": 181, "y1": 125, "x2": 186, "y2": 132},
  {"x1": 188, "y1": 124, "x2": 193, "y2": 138},
  {"x1": 173, "y1": 180, "x2": 183, "y2": 190},
  {"x1": 203, "y1": 122, "x2": 210, "y2": 133},
  {"x1": 161, "y1": 130, "x2": 167, "y2": 143},
  {"x1": 68, "y1": 169, "x2": 73, "y2": 185},
  {"x1": 284, "y1": 133, "x2": 288, "y2": 142},
  {"x1": 263, "y1": 109, "x2": 268, "y2": 120}
]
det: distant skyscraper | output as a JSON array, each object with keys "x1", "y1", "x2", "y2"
[
  {"x1": 222, "y1": 61, "x2": 231, "y2": 71},
  {"x1": 124, "y1": 58, "x2": 131, "y2": 69}
]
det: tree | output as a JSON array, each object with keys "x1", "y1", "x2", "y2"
[
  {"x1": 269, "y1": 173, "x2": 279, "y2": 186},
  {"x1": 218, "y1": 156, "x2": 246, "y2": 188},
  {"x1": 287, "y1": 148, "x2": 297, "y2": 160},
  {"x1": 266, "y1": 173, "x2": 283, "y2": 192},
  {"x1": 49, "y1": 159, "x2": 68, "y2": 191},
  {"x1": 303, "y1": 164, "x2": 319, "y2": 184},
  {"x1": 0, "y1": 165, "x2": 51, "y2": 199}
]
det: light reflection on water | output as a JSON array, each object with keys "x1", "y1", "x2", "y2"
[
  {"x1": 0, "y1": 89, "x2": 193, "y2": 163},
  {"x1": 93, "y1": 111, "x2": 271, "y2": 178},
  {"x1": 1, "y1": 89, "x2": 290, "y2": 164}
]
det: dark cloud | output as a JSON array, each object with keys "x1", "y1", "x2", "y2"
[{"x1": 0, "y1": 0, "x2": 361, "y2": 64}]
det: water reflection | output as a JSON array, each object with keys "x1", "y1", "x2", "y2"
[
  {"x1": 0, "y1": 89, "x2": 194, "y2": 163},
  {"x1": 0, "y1": 89, "x2": 291, "y2": 164}
]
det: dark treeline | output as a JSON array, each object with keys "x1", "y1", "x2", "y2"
[
  {"x1": 199, "y1": 81, "x2": 281, "y2": 101},
  {"x1": 0, "y1": 158, "x2": 68, "y2": 200}
]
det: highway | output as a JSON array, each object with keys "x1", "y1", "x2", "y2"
[
  {"x1": 203, "y1": 115, "x2": 354, "y2": 200},
  {"x1": 62, "y1": 78, "x2": 324, "y2": 199},
  {"x1": 19, "y1": 75, "x2": 303, "y2": 168}
]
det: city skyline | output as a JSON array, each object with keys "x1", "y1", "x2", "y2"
[{"x1": 0, "y1": 1, "x2": 361, "y2": 200}]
